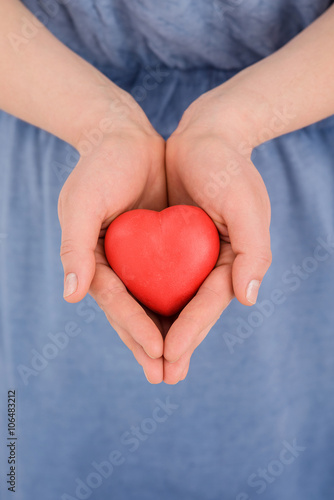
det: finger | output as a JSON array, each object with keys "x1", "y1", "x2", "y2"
[
  {"x1": 163, "y1": 245, "x2": 234, "y2": 363},
  {"x1": 89, "y1": 260, "x2": 164, "y2": 360},
  {"x1": 114, "y1": 325, "x2": 163, "y2": 384},
  {"x1": 163, "y1": 351, "x2": 191, "y2": 385},
  {"x1": 139, "y1": 304, "x2": 176, "y2": 339},
  {"x1": 225, "y1": 171, "x2": 272, "y2": 306},
  {"x1": 179, "y1": 363, "x2": 190, "y2": 381},
  {"x1": 163, "y1": 319, "x2": 216, "y2": 384},
  {"x1": 58, "y1": 188, "x2": 104, "y2": 303}
]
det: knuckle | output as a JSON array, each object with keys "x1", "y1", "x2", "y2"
[
  {"x1": 126, "y1": 310, "x2": 146, "y2": 323},
  {"x1": 257, "y1": 249, "x2": 273, "y2": 268},
  {"x1": 179, "y1": 312, "x2": 201, "y2": 332},
  {"x1": 59, "y1": 239, "x2": 77, "y2": 258},
  {"x1": 96, "y1": 281, "x2": 126, "y2": 312},
  {"x1": 199, "y1": 284, "x2": 222, "y2": 300}
]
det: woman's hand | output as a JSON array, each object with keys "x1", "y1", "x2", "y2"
[
  {"x1": 162, "y1": 3, "x2": 334, "y2": 383},
  {"x1": 163, "y1": 89, "x2": 272, "y2": 384},
  {"x1": 58, "y1": 92, "x2": 169, "y2": 384}
]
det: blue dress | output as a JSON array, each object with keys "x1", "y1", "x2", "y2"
[{"x1": 1, "y1": 1, "x2": 334, "y2": 499}]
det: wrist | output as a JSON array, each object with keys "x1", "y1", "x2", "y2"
[
  {"x1": 175, "y1": 68, "x2": 296, "y2": 160},
  {"x1": 172, "y1": 82, "x2": 260, "y2": 160},
  {"x1": 212, "y1": 64, "x2": 299, "y2": 152},
  {"x1": 69, "y1": 81, "x2": 155, "y2": 154}
]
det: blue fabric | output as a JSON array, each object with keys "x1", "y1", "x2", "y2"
[{"x1": 1, "y1": 1, "x2": 334, "y2": 499}]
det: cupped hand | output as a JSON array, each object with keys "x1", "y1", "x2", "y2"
[
  {"x1": 58, "y1": 92, "x2": 169, "y2": 384},
  {"x1": 163, "y1": 89, "x2": 272, "y2": 384}
]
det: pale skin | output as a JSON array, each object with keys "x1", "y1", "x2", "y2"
[{"x1": 1, "y1": 0, "x2": 334, "y2": 384}]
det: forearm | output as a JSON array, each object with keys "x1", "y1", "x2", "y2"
[
  {"x1": 214, "y1": 5, "x2": 334, "y2": 149},
  {"x1": 0, "y1": 0, "x2": 136, "y2": 148}
]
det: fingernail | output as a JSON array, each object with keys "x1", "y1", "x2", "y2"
[
  {"x1": 63, "y1": 273, "x2": 78, "y2": 298},
  {"x1": 143, "y1": 368, "x2": 153, "y2": 384},
  {"x1": 166, "y1": 357, "x2": 180, "y2": 364},
  {"x1": 246, "y1": 279, "x2": 261, "y2": 304},
  {"x1": 143, "y1": 349, "x2": 157, "y2": 360}
]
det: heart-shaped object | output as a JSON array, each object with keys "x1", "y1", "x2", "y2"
[{"x1": 104, "y1": 205, "x2": 220, "y2": 316}]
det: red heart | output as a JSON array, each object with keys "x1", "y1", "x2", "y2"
[{"x1": 104, "y1": 205, "x2": 220, "y2": 316}]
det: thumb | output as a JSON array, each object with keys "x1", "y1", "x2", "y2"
[
  {"x1": 58, "y1": 193, "x2": 103, "y2": 303},
  {"x1": 227, "y1": 186, "x2": 272, "y2": 306}
]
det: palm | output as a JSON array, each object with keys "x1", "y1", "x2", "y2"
[
  {"x1": 162, "y1": 133, "x2": 271, "y2": 383},
  {"x1": 60, "y1": 131, "x2": 171, "y2": 384}
]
